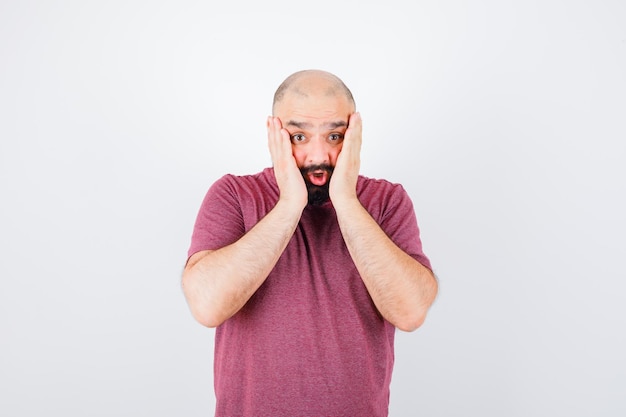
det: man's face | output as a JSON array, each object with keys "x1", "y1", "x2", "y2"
[{"x1": 274, "y1": 91, "x2": 354, "y2": 205}]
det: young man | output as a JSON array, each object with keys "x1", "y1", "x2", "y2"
[{"x1": 183, "y1": 69, "x2": 438, "y2": 416}]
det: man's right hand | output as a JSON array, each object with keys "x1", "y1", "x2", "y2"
[
  {"x1": 267, "y1": 116, "x2": 308, "y2": 211},
  {"x1": 183, "y1": 116, "x2": 308, "y2": 328}
]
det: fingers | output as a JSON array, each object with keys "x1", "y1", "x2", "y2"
[
  {"x1": 267, "y1": 116, "x2": 291, "y2": 165},
  {"x1": 344, "y1": 112, "x2": 362, "y2": 153},
  {"x1": 266, "y1": 116, "x2": 307, "y2": 209},
  {"x1": 337, "y1": 112, "x2": 362, "y2": 167},
  {"x1": 330, "y1": 112, "x2": 362, "y2": 204}
]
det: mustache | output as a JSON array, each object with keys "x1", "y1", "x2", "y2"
[{"x1": 300, "y1": 164, "x2": 334, "y2": 176}]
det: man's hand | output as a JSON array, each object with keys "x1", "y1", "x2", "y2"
[
  {"x1": 329, "y1": 112, "x2": 362, "y2": 207},
  {"x1": 328, "y1": 111, "x2": 437, "y2": 331},
  {"x1": 267, "y1": 116, "x2": 308, "y2": 211}
]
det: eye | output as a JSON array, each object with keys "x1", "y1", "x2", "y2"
[
  {"x1": 291, "y1": 134, "x2": 306, "y2": 143},
  {"x1": 328, "y1": 133, "x2": 344, "y2": 143}
]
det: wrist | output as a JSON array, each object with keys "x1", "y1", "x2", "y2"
[
  {"x1": 275, "y1": 196, "x2": 306, "y2": 219},
  {"x1": 331, "y1": 194, "x2": 362, "y2": 215}
]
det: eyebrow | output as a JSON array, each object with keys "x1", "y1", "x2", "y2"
[{"x1": 286, "y1": 120, "x2": 348, "y2": 130}]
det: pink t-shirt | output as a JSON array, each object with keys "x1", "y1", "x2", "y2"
[{"x1": 189, "y1": 168, "x2": 431, "y2": 417}]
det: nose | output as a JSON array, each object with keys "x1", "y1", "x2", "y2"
[{"x1": 307, "y1": 136, "x2": 331, "y2": 165}]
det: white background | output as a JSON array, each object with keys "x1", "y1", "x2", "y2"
[{"x1": 1, "y1": 1, "x2": 625, "y2": 416}]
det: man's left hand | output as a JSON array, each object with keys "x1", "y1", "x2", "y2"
[{"x1": 329, "y1": 112, "x2": 362, "y2": 207}]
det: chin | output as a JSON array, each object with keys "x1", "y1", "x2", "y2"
[{"x1": 307, "y1": 184, "x2": 330, "y2": 206}]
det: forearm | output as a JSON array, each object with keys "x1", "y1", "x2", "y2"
[
  {"x1": 182, "y1": 200, "x2": 302, "y2": 327},
  {"x1": 334, "y1": 198, "x2": 438, "y2": 331}
]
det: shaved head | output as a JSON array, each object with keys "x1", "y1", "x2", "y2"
[{"x1": 272, "y1": 70, "x2": 355, "y2": 114}]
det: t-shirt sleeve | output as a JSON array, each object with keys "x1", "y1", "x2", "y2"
[
  {"x1": 187, "y1": 175, "x2": 245, "y2": 259},
  {"x1": 378, "y1": 185, "x2": 432, "y2": 271}
]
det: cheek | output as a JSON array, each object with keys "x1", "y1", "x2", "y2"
[
  {"x1": 291, "y1": 146, "x2": 307, "y2": 168},
  {"x1": 329, "y1": 145, "x2": 343, "y2": 165}
]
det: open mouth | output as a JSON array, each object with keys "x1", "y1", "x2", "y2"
[
  {"x1": 301, "y1": 163, "x2": 334, "y2": 188},
  {"x1": 300, "y1": 164, "x2": 334, "y2": 206},
  {"x1": 308, "y1": 170, "x2": 329, "y2": 186}
]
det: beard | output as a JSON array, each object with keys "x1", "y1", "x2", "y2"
[{"x1": 300, "y1": 163, "x2": 334, "y2": 206}]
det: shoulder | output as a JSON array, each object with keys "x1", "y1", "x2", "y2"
[
  {"x1": 357, "y1": 174, "x2": 409, "y2": 200},
  {"x1": 356, "y1": 175, "x2": 414, "y2": 220},
  {"x1": 204, "y1": 168, "x2": 279, "y2": 215},
  {"x1": 211, "y1": 168, "x2": 277, "y2": 195},
  {"x1": 215, "y1": 167, "x2": 275, "y2": 186}
]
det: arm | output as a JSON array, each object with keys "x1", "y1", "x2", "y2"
[
  {"x1": 182, "y1": 117, "x2": 307, "y2": 327},
  {"x1": 330, "y1": 113, "x2": 438, "y2": 331}
]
